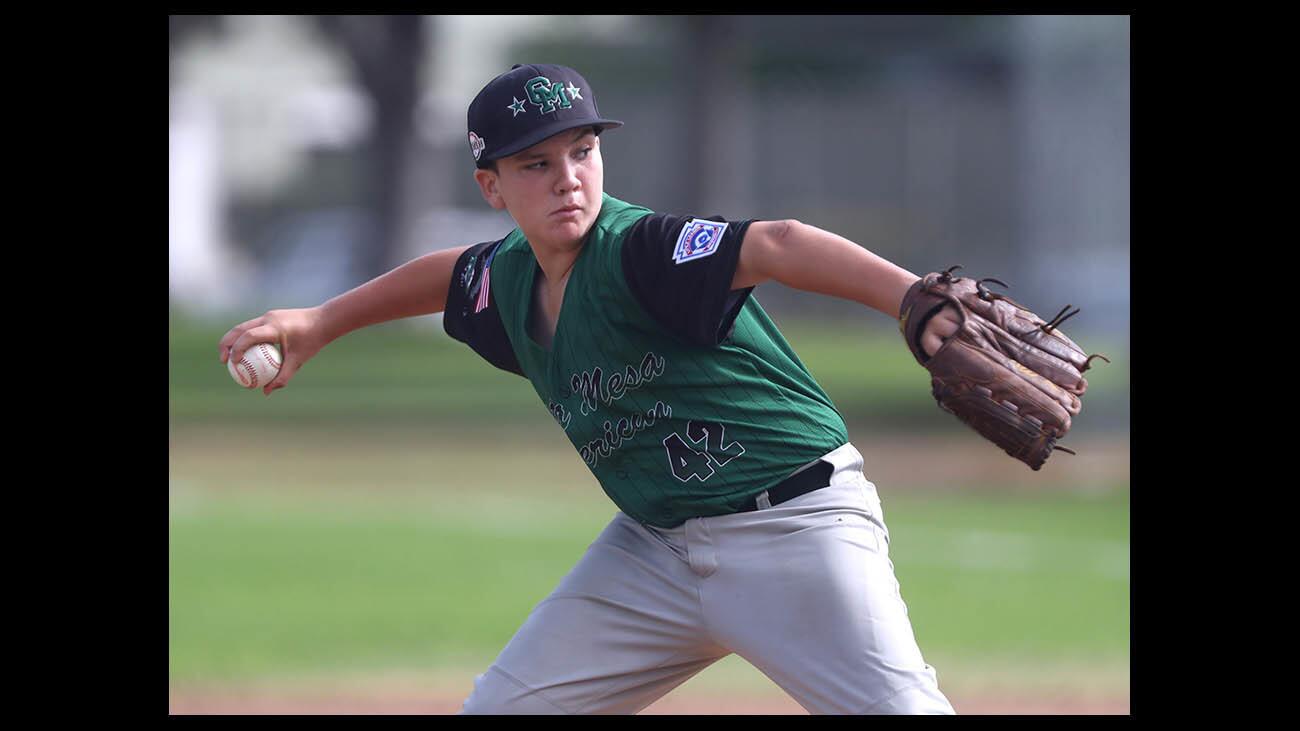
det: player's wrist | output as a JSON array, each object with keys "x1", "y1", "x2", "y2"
[
  {"x1": 313, "y1": 302, "x2": 353, "y2": 346},
  {"x1": 896, "y1": 275, "x2": 923, "y2": 320}
]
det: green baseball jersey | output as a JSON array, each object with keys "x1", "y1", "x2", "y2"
[{"x1": 445, "y1": 194, "x2": 848, "y2": 528}]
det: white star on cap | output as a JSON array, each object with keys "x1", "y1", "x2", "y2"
[
  {"x1": 508, "y1": 98, "x2": 527, "y2": 117},
  {"x1": 566, "y1": 83, "x2": 582, "y2": 101}
]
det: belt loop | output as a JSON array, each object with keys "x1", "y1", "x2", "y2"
[{"x1": 755, "y1": 491, "x2": 772, "y2": 510}]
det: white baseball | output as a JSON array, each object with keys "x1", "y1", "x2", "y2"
[{"x1": 228, "y1": 342, "x2": 283, "y2": 389}]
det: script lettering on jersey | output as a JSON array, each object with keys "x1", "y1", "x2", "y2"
[
  {"x1": 571, "y1": 351, "x2": 668, "y2": 417},
  {"x1": 548, "y1": 400, "x2": 572, "y2": 430},
  {"x1": 579, "y1": 401, "x2": 673, "y2": 469}
]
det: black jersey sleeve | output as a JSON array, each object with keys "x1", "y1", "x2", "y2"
[
  {"x1": 621, "y1": 213, "x2": 758, "y2": 347},
  {"x1": 442, "y1": 240, "x2": 524, "y2": 377}
]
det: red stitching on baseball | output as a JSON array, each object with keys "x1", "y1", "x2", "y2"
[
  {"x1": 238, "y1": 358, "x2": 257, "y2": 387},
  {"x1": 258, "y1": 343, "x2": 282, "y2": 368}
]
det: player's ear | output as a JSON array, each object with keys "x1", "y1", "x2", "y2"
[{"x1": 474, "y1": 168, "x2": 506, "y2": 210}]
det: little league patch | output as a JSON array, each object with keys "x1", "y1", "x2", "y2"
[
  {"x1": 469, "y1": 132, "x2": 486, "y2": 160},
  {"x1": 672, "y1": 220, "x2": 728, "y2": 264}
]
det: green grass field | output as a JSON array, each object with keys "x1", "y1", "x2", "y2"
[
  {"x1": 170, "y1": 312, "x2": 1129, "y2": 708},
  {"x1": 169, "y1": 425, "x2": 1128, "y2": 697}
]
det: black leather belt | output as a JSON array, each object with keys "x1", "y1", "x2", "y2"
[{"x1": 741, "y1": 460, "x2": 834, "y2": 512}]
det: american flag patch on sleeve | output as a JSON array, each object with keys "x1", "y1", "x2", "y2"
[
  {"x1": 473, "y1": 243, "x2": 500, "y2": 313},
  {"x1": 474, "y1": 265, "x2": 492, "y2": 313}
]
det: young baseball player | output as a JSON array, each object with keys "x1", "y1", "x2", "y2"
[{"x1": 219, "y1": 64, "x2": 964, "y2": 714}]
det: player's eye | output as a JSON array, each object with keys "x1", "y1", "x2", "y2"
[
  {"x1": 575, "y1": 146, "x2": 592, "y2": 159},
  {"x1": 525, "y1": 160, "x2": 547, "y2": 170}
]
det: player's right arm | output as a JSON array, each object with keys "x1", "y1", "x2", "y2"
[{"x1": 218, "y1": 246, "x2": 470, "y2": 395}]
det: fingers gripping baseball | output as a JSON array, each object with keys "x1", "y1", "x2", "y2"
[
  {"x1": 218, "y1": 315, "x2": 264, "y2": 364},
  {"x1": 218, "y1": 307, "x2": 326, "y2": 395}
]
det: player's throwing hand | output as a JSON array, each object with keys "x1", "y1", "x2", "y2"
[{"x1": 218, "y1": 307, "x2": 328, "y2": 396}]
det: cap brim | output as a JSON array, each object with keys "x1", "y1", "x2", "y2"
[{"x1": 485, "y1": 118, "x2": 624, "y2": 162}]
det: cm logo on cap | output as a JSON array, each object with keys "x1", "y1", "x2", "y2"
[{"x1": 526, "y1": 76, "x2": 574, "y2": 114}]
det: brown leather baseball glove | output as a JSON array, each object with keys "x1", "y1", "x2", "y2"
[{"x1": 898, "y1": 266, "x2": 1109, "y2": 470}]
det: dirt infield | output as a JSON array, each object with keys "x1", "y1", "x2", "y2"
[{"x1": 168, "y1": 685, "x2": 1130, "y2": 715}]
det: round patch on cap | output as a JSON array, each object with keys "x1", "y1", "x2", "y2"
[{"x1": 468, "y1": 131, "x2": 486, "y2": 161}]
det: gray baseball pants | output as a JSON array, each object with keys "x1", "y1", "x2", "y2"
[{"x1": 460, "y1": 443, "x2": 954, "y2": 714}]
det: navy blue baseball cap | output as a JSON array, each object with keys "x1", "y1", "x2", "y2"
[{"x1": 466, "y1": 63, "x2": 623, "y2": 168}]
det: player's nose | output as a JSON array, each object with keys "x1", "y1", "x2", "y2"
[{"x1": 554, "y1": 160, "x2": 581, "y2": 194}]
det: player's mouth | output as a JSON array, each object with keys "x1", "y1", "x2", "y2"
[{"x1": 551, "y1": 204, "x2": 583, "y2": 217}]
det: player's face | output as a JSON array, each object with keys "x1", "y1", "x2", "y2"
[{"x1": 475, "y1": 127, "x2": 604, "y2": 250}]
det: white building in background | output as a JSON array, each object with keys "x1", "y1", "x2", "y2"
[
  {"x1": 169, "y1": 15, "x2": 373, "y2": 315},
  {"x1": 168, "y1": 15, "x2": 592, "y2": 316},
  {"x1": 169, "y1": 88, "x2": 250, "y2": 313}
]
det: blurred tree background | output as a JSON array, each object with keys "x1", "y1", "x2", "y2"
[{"x1": 169, "y1": 14, "x2": 1128, "y2": 432}]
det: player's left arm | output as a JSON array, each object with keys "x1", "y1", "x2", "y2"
[{"x1": 733, "y1": 220, "x2": 957, "y2": 355}]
